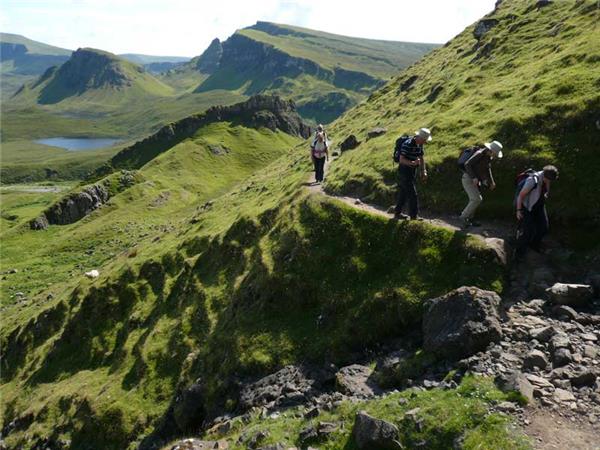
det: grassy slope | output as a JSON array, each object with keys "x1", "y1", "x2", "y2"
[
  {"x1": 0, "y1": 33, "x2": 71, "y2": 56},
  {"x1": 240, "y1": 23, "x2": 437, "y2": 78},
  {"x1": 0, "y1": 119, "x2": 505, "y2": 448},
  {"x1": 323, "y1": 0, "x2": 600, "y2": 227}
]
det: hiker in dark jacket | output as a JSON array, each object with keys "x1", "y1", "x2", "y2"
[
  {"x1": 394, "y1": 127, "x2": 430, "y2": 220},
  {"x1": 311, "y1": 124, "x2": 328, "y2": 183},
  {"x1": 515, "y1": 165, "x2": 559, "y2": 257},
  {"x1": 459, "y1": 140, "x2": 503, "y2": 228}
]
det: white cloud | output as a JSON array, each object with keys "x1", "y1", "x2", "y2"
[{"x1": 1, "y1": 0, "x2": 496, "y2": 57}]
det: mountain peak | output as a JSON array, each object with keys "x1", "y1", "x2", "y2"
[{"x1": 194, "y1": 38, "x2": 223, "y2": 73}]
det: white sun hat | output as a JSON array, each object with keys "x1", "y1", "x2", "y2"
[
  {"x1": 484, "y1": 140, "x2": 503, "y2": 158},
  {"x1": 414, "y1": 127, "x2": 432, "y2": 142}
]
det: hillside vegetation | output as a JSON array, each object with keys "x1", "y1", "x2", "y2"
[
  {"x1": 0, "y1": 95, "x2": 505, "y2": 449},
  {"x1": 324, "y1": 0, "x2": 599, "y2": 227}
]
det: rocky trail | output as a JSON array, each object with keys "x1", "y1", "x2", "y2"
[{"x1": 164, "y1": 162, "x2": 600, "y2": 450}]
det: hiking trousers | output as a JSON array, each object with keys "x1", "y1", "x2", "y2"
[
  {"x1": 313, "y1": 156, "x2": 326, "y2": 182},
  {"x1": 395, "y1": 166, "x2": 419, "y2": 218},
  {"x1": 516, "y1": 199, "x2": 549, "y2": 256},
  {"x1": 460, "y1": 172, "x2": 483, "y2": 220}
]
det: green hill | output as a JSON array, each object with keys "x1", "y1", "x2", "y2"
[
  {"x1": 323, "y1": 0, "x2": 599, "y2": 227},
  {"x1": 0, "y1": 32, "x2": 71, "y2": 96},
  {"x1": 119, "y1": 54, "x2": 190, "y2": 74},
  {"x1": 164, "y1": 22, "x2": 439, "y2": 123},
  {"x1": 0, "y1": 95, "x2": 504, "y2": 449}
]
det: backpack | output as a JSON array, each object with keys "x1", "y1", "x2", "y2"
[
  {"x1": 393, "y1": 135, "x2": 411, "y2": 163},
  {"x1": 514, "y1": 169, "x2": 538, "y2": 208},
  {"x1": 457, "y1": 146, "x2": 479, "y2": 171}
]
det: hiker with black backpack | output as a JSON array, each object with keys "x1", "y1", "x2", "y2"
[
  {"x1": 515, "y1": 165, "x2": 559, "y2": 258},
  {"x1": 458, "y1": 140, "x2": 503, "y2": 228},
  {"x1": 393, "y1": 127, "x2": 431, "y2": 220},
  {"x1": 311, "y1": 124, "x2": 329, "y2": 184}
]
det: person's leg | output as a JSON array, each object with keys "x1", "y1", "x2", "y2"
[
  {"x1": 313, "y1": 157, "x2": 319, "y2": 182},
  {"x1": 530, "y1": 203, "x2": 549, "y2": 251},
  {"x1": 516, "y1": 209, "x2": 534, "y2": 257},
  {"x1": 460, "y1": 173, "x2": 483, "y2": 221},
  {"x1": 408, "y1": 168, "x2": 419, "y2": 218},
  {"x1": 395, "y1": 168, "x2": 409, "y2": 215},
  {"x1": 315, "y1": 157, "x2": 324, "y2": 182}
]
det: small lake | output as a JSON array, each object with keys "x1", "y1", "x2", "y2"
[{"x1": 35, "y1": 137, "x2": 121, "y2": 151}]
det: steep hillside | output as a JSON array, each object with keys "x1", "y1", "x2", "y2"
[
  {"x1": 0, "y1": 96, "x2": 505, "y2": 449},
  {"x1": 164, "y1": 22, "x2": 438, "y2": 123},
  {"x1": 0, "y1": 33, "x2": 71, "y2": 96},
  {"x1": 323, "y1": 0, "x2": 599, "y2": 229}
]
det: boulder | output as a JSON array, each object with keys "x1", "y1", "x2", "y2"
[
  {"x1": 529, "y1": 326, "x2": 556, "y2": 342},
  {"x1": 340, "y1": 135, "x2": 360, "y2": 152},
  {"x1": 366, "y1": 128, "x2": 387, "y2": 140},
  {"x1": 496, "y1": 371, "x2": 534, "y2": 403},
  {"x1": 523, "y1": 350, "x2": 549, "y2": 370},
  {"x1": 353, "y1": 411, "x2": 403, "y2": 450},
  {"x1": 552, "y1": 347, "x2": 572, "y2": 367},
  {"x1": 553, "y1": 388, "x2": 575, "y2": 402},
  {"x1": 173, "y1": 383, "x2": 205, "y2": 432},
  {"x1": 335, "y1": 364, "x2": 381, "y2": 398},
  {"x1": 422, "y1": 287, "x2": 503, "y2": 359},
  {"x1": 552, "y1": 305, "x2": 579, "y2": 321},
  {"x1": 546, "y1": 283, "x2": 593, "y2": 306},
  {"x1": 570, "y1": 370, "x2": 597, "y2": 387}
]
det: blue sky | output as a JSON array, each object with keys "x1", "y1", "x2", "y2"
[{"x1": 1, "y1": 0, "x2": 497, "y2": 57}]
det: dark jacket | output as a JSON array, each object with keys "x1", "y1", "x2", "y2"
[{"x1": 464, "y1": 149, "x2": 494, "y2": 186}]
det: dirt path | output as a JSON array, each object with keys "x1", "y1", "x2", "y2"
[
  {"x1": 306, "y1": 157, "x2": 514, "y2": 243},
  {"x1": 525, "y1": 410, "x2": 599, "y2": 450}
]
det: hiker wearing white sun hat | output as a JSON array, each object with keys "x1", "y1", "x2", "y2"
[
  {"x1": 458, "y1": 140, "x2": 504, "y2": 228},
  {"x1": 393, "y1": 127, "x2": 431, "y2": 220}
]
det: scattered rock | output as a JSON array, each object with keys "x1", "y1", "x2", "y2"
[
  {"x1": 552, "y1": 347, "x2": 572, "y2": 367},
  {"x1": 335, "y1": 364, "x2": 380, "y2": 398},
  {"x1": 552, "y1": 305, "x2": 579, "y2": 321},
  {"x1": 340, "y1": 135, "x2": 360, "y2": 152},
  {"x1": 553, "y1": 388, "x2": 575, "y2": 402},
  {"x1": 366, "y1": 128, "x2": 387, "y2": 140},
  {"x1": 529, "y1": 326, "x2": 555, "y2": 342},
  {"x1": 523, "y1": 350, "x2": 549, "y2": 370},
  {"x1": 570, "y1": 370, "x2": 597, "y2": 387},
  {"x1": 353, "y1": 410, "x2": 403, "y2": 450},
  {"x1": 496, "y1": 371, "x2": 534, "y2": 403},
  {"x1": 170, "y1": 439, "x2": 228, "y2": 450},
  {"x1": 422, "y1": 286, "x2": 503, "y2": 359},
  {"x1": 546, "y1": 283, "x2": 593, "y2": 306},
  {"x1": 30, "y1": 215, "x2": 49, "y2": 230},
  {"x1": 208, "y1": 144, "x2": 231, "y2": 155}
]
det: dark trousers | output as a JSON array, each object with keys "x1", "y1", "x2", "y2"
[
  {"x1": 313, "y1": 156, "x2": 326, "y2": 182},
  {"x1": 395, "y1": 166, "x2": 419, "y2": 218},
  {"x1": 516, "y1": 199, "x2": 549, "y2": 256}
]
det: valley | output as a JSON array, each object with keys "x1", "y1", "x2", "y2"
[{"x1": 1, "y1": 1, "x2": 599, "y2": 449}]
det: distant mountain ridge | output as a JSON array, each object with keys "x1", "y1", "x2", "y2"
[{"x1": 14, "y1": 47, "x2": 174, "y2": 104}]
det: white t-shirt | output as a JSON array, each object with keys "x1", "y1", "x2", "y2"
[{"x1": 522, "y1": 171, "x2": 544, "y2": 211}]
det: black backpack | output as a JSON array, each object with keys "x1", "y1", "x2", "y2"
[
  {"x1": 393, "y1": 135, "x2": 411, "y2": 163},
  {"x1": 457, "y1": 146, "x2": 480, "y2": 171}
]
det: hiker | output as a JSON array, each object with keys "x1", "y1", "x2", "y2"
[
  {"x1": 515, "y1": 165, "x2": 559, "y2": 257},
  {"x1": 458, "y1": 140, "x2": 503, "y2": 228},
  {"x1": 311, "y1": 124, "x2": 328, "y2": 183},
  {"x1": 394, "y1": 127, "x2": 430, "y2": 220}
]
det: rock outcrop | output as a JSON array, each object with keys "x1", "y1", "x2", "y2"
[
  {"x1": 110, "y1": 95, "x2": 312, "y2": 170},
  {"x1": 30, "y1": 170, "x2": 137, "y2": 229},
  {"x1": 422, "y1": 286, "x2": 503, "y2": 359}
]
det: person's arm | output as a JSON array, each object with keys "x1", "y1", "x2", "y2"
[
  {"x1": 487, "y1": 160, "x2": 495, "y2": 190},
  {"x1": 421, "y1": 153, "x2": 428, "y2": 180}
]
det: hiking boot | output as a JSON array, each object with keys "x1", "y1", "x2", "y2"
[{"x1": 393, "y1": 212, "x2": 409, "y2": 220}]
